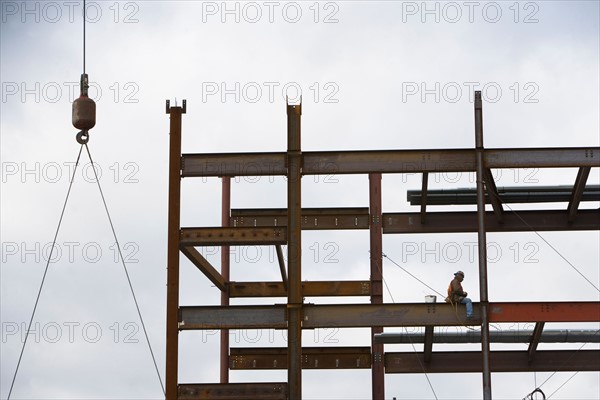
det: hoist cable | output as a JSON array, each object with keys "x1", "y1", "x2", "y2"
[
  {"x1": 485, "y1": 183, "x2": 599, "y2": 293},
  {"x1": 83, "y1": 0, "x2": 86, "y2": 74},
  {"x1": 373, "y1": 257, "x2": 439, "y2": 400},
  {"x1": 524, "y1": 329, "x2": 600, "y2": 398},
  {"x1": 84, "y1": 144, "x2": 165, "y2": 395},
  {"x1": 7, "y1": 145, "x2": 84, "y2": 400},
  {"x1": 382, "y1": 252, "x2": 446, "y2": 299}
]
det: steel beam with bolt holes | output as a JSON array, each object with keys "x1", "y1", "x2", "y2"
[
  {"x1": 230, "y1": 207, "x2": 370, "y2": 230},
  {"x1": 180, "y1": 227, "x2": 286, "y2": 246},
  {"x1": 178, "y1": 383, "x2": 287, "y2": 400},
  {"x1": 228, "y1": 281, "x2": 371, "y2": 298},
  {"x1": 229, "y1": 347, "x2": 372, "y2": 370}
]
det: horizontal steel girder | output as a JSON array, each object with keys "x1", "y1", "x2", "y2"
[
  {"x1": 375, "y1": 329, "x2": 600, "y2": 344},
  {"x1": 230, "y1": 347, "x2": 372, "y2": 369},
  {"x1": 229, "y1": 281, "x2": 371, "y2": 298},
  {"x1": 407, "y1": 185, "x2": 600, "y2": 205},
  {"x1": 181, "y1": 147, "x2": 600, "y2": 177},
  {"x1": 489, "y1": 302, "x2": 600, "y2": 322},
  {"x1": 178, "y1": 383, "x2": 287, "y2": 400},
  {"x1": 385, "y1": 350, "x2": 600, "y2": 373},
  {"x1": 231, "y1": 207, "x2": 369, "y2": 230},
  {"x1": 180, "y1": 227, "x2": 286, "y2": 246},
  {"x1": 383, "y1": 209, "x2": 600, "y2": 233},
  {"x1": 178, "y1": 302, "x2": 600, "y2": 330}
]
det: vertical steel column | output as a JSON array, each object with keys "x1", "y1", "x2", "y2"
[
  {"x1": 165, "y1": 102, "x2": 184, "y2": 400},
  {"x1": 474, "y1": 91, "x2": 492, "y2": 399},
  {"x1": 287, "y1": 102, "x2": 303, "y2": 400},
  {"x1": 220, "y1": 177, "x2": 231, "y2": 383},
  {"x1": 369, "y1": 173, "x2": 384, "y2": 400}
]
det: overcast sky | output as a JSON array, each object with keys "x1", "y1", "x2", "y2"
[{"x1": 1, "y1": 1, "x2": 599, "y2": 399}]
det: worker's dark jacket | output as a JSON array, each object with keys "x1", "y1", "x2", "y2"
[{"x1": 446, "y1": 277, "x2": 467, "y2": 303}]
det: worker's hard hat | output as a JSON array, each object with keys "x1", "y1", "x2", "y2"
[{"x1": 454, "y1": 270, "x2": 465, "y2": 277}]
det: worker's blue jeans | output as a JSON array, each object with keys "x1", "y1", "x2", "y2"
[{"x1": 461, "y1": 297, "x2": 473, "y2": 318}]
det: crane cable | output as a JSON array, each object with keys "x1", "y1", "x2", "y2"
[
  {"x1": 381, "y1": 252, "x2": 479, "y2": 331},
  {"x1": 484, "y1": 180, "x2": 599, "y2": 294},
  {"x1": 481, "y1": 178, "x2": 599, "y2": 398},
  {"x1": 6, "y1": 146, "x2": 83, "y2": 400},
  {"x1": 7, "y1": 143, "x2": 166, "y2": 397},
  {"x1": 373, "y1": 259, "x2": 440, "y2": 400},
  {"x1": 85, "y1": 144, "x2": 166, "y2": 395}
]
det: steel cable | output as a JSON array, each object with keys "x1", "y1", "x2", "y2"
[{"x1": 7, "y1": 145, "x2": 84, "y2": 400}]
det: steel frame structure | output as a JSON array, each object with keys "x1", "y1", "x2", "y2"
[{"x1": 165, "y1": 94, "x2": 600, "y2": 400}]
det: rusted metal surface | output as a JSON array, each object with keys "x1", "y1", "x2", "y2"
[
  {"x1": 228, "y1": 280, "x2": 370, "y2": 298},
  {"x1": 229, "y1": 347, "x2": 371, "y2": 369},
  {"x1": 181, "y1": 147, "x2": 600, "y2": 177},
  {"x1": 407, "y1": 185, "x2": 600, "y2": 205},
  {"x1": 181, "y1": 152, "x2": 286, "y2": 177},
  {"x1": 178, "y1": 383, "x2": 287, "y2": 400},
  {"x1": 568, "y1": 166, "x2": 592, "y2": 222},
  {"x1": 528, "y1": 322, "x2": 545, "y2": 362},
  {"x1": 287, "y1": 102, "x2": 303, "y2": 400},
  {"x1": 231, "y1": 207, "x2": 369, "y2": 230},
  {"x1": 220, "y1": 177, "x2": 231, "y2": 384},
  {"x1": 385, "y1": 350, "x2": 600, "y2": 373},
  {"x1": 302, "y1": 303, "x2": 480, "y2": 328},
  {"x1": 423, "y1": 326, "x2": 434, "y2": 363},
  {"x1": 179, "y1": 305, "x2": 287, "y2": 330},
  {"x1": 275, "y1": 245, "x2": 288, "y2": 290},
  {"x1": 474, "y1": 90, "x2": 492, "y2": 400},
  {"x1": 483, "y1": 168, "x2": 503, "y2": 222},
  {"x1": 166, "y1": 104, "x2": 184, "y2": 400},
  {"x1": 383, "y1": 209, "x2": 600, "y2": 233},
  {"x1": 369, "y1": 173, "x2": 385, "y2": 400},
  {"x1": 488, "y1": 302, "x2": 600, "y2": 322},
  {"x1": 178, "y1": 302, "x2": 599, "y2": 330},
  {"x1": 180, "y1": 246, "x2": 226, "y2": 291},
  {"x1": 180, "y1": 227, "x2": 286, "y2": 246}
]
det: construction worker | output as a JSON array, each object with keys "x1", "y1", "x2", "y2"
[{"x1": 446, "y1": 270, "x2": 473, "y2": 319}]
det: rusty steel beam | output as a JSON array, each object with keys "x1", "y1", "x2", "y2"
[
  {"x1": 385, "y1": 350, "x2": 600, "y2": 373},
  {"x1": 369, "y1": 173, "x2": 385, "y2": 400},
  {"x1": 178, "y1": 302, "x2": 600, "y2": 330},
  {"x1": 489, "y1": 302, "x2": 600, "y2": 323},
  {"x1": 302, "y1": 303, "x2": 479, "y2": 328},
  {"x1": 275, "y1": 245, "x2": 288, "y2": 290},
  {"x1": 179, "y1": 305, "x2": 287, "y2": 330},
  {"x1": 165, "y1": 102, "x2": 184, "y2": 400},
  {"x1": 180, "y1": 246, "x2": 226, "y2": 291},
  {"x1": 383, "y1": 209, "x2": 600, "y2": 233},
  {"x1": 181, "y1": 152, "x2": 286, "y2": 177},
  {"x1": 220, "y1": 177, "x2": 231, "y2": 384},
  {"x1": 568, "y1": 166, "x2": 592, "y2": 222},
  {"x1": 287, "y1": 102, "x2": 303, "y2": 400},
  {"x1": 230, "y1": 347, "x2": 372, "y2": 370},
  {"x1": 231, "y1": 207, "x2": 369, "y2": 230},
  {"x1": 178, "y1": 383, "x2": 287, "y2": 400},
  {"x1": 228, "y1": 281, "x2": 370, "y2": 298},
  {"x1": 528, "y1": 322, "x2": 545, "y2": 363},
  {"x1": 423, "y1": 326, "x2": 434, "y2": 363},
  {"x1": 180, "y1": 227, "x2": 286, "y2": 246},
  {"x1": 474, "y1": 91, "x2": 492, "y2": 400},
  {"x1": 484, "y1": 168, "x2": 504, "y2": 223},
  {"x1": 181, "y1": 147, "x2": 600, "y2": 177}
]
